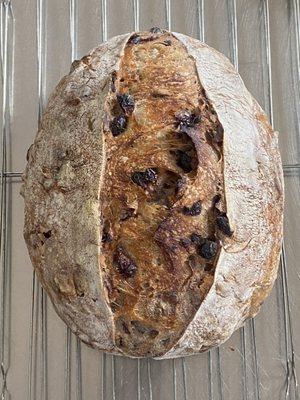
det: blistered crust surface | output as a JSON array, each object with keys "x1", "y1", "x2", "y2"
[
  {"x1": 159, "y1": 33, "x2": 284, "y2": 358},
  {"x1": 21, "y1": 33, "x2": 132, "y2": 352}
]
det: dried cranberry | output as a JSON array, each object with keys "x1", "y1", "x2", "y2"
[
  {"x1": 175, "y1": 110, "x2": 191, "y2": 123},
  {"x1": 182, "y1": 200, "x2": 202, "y2": 216},
  {"x1": 198, "y1": 240, "x2": 218, "y2": 259},
  {"x1": 109, "y1": 115, "x2": 128, "y2": 136},
  {"x1": 117, "y1": 93, "x2": 135, "y2": 114},
  {"x1": 175, "y1": 150, "x2": 192, "y2": 173},
  {"x1": 131, "y1": 168, "x2": 158, "y2": 188},
  {"x1": 216, "y1": 214, "x2": 233, "y2": 236},
  {"x1": 43, "y1": 230, "x2": 51, "y2": 239},
  {"x1": 129, "y1": 34, "x2": 141, "y2": 44},
  {"x1": 212, "y1": 194, "x2": 221, "y2": 206},
  {"x1": 204, "y1": 263, "x2": 214, "y2": 272},
  {"x1": 114, "y1": 245, "x2": 137, "y2": 278},
  {"x1": 175, "y1": 110, "x2": 201, "y2": 133},
  {"x1": 179, "y1": 238, "x2": 191, "y2": 249},
  {"x1": 111, "y1": 71, "x2": 117, "y2": 93},
  {"x1": 149, "y1": 27, "x2": 163, "y2": 34},
  {"x1": 190, "y1": 233, "x2": 205, "y2": 246},
  {"x1": 102, "y1": 228, "x2": 112, "y2": 243}
]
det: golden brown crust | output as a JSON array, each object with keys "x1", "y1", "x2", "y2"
[{"x1": 21, "y1": 30, "x2": 284, "y2": 359}]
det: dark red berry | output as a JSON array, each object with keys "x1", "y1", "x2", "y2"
[
  {"x1": 216, "y1": 214, "x2": 233, "y2": 236},
  {"x1": 129, "y1": 34, "x2": 141, "y2": 44},
  {"x1": 175, "y1": 110, "x2": 201, "y2": 133},
  {"x1": 117, "y1": 93, "x2": 135, "y2": 114},
  {"x1": 179, "y1": 238, "x2": 191, "y2": 249},
  {"x1": 182, "y1": 200, "x2": 202, "y2": 216},
  {"x1": 114, "y1": 245, "x2": 137, "y2": 278},
  {"x1": 43, "y1": 230, "x2": 52, "y2": 239},
  {"x1": 131, "y1": 168, "x2": 158, "y2": 188},
  {"x1": 212, "y1": 194, "x2": 221, "y2": 206},
  {"x1": 111, "y1": 71, "x2": 117, "y2": 93},
  {"x1": 190, "y1": 233, "x2": 205, "y2": 246},
  {"x1": 149, "y1": 27, "x2": 163, "y2": 34},
  {"x1": 204, "y1": 263, "x2": 214, "y2": 272},
  {"x1": 198, "y1": 240, "x2": 218, "y2": 259},
  {"x1": 102, "y1": 228, "x2": 112, "y2": 243},
  {"x1": 109, "y1": 115, "x2": 128, "y2": 136},
  {"x1": 175, "y1": 110, "x2": 191, "y2": 122}
]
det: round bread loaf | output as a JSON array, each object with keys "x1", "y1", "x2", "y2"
[{"x1": 21, "y1": 29, "x2": 284, "y2": 359}]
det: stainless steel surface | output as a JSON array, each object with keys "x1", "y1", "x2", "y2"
[{"x1": 0, "y1": 1, "x2": 299, "y2": 399}]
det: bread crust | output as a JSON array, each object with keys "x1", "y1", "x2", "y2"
[{"x1": 21, "y1": 31, "x2": 283, "y2": 359}]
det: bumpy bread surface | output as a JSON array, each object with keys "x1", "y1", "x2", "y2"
[{"x1": 21, "y1": 30, "x2": 284, "y2": 359}]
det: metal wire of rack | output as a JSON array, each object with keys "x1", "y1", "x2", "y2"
[{"x1": 0, "y1": 1, "x2": 299, "y2": 399}]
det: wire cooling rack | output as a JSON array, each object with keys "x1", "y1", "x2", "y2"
[{"x1": 0, "y1": 0, "x2": 299, "y2": 399}]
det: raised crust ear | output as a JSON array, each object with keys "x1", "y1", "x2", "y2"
[
  {"x1": 21, "y1": 33, "x2": 132, "y2": 353},
  {"x1": 158, "y1": 33, "x2": 283, "y2": 359}
]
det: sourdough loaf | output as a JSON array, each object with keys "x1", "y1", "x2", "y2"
[{"x1": 21, "y1": 29, "x2": 284, "y2": 358}]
